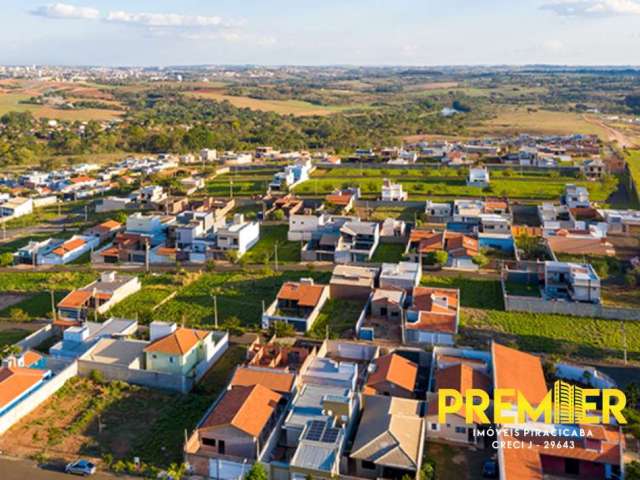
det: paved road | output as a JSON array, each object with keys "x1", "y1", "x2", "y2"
[{"x1": 0, "y1": 457, "x2": 134, "y2": 480}]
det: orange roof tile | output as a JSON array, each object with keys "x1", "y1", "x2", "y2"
[
  {"x1": 22, "y1": 351, "x2": 43, "y2": 368},
  {"x1": 434, "y1": 364, "x2": 490, "y2": 395},
  {"x1": 365, "y1": 353, "x2": 417, "y2": 393},
  {"x1": 97, "y1": 220, "x2": 122, "y2": 230},
  {"x1": 277, "y1": 282, "x2": 325, "y2": 307},
  {"x1": 70, "y1": 176, "x2": 94, "y2": 184},
  {"x1": 0, "y1": 366, "x2": 48, "y2": 410},
  {"x1": 492, "y1": 342, "x2": 547, "y2": 405},
  {"x1": 51, "y1": 238, "x2": 86, "y2": 256},
  {"x1": 144, "y1": 327, "x2": 210, "y2": 356},
  {"x1": 408, "y1": 287, "x2": 459, "y2": 333},
  {"x1": 200, "y1": 384, "x2": 282, "y2": 437},
  {"x1": 230, "y1": 366, "x2": 295, "y2": 394},
  {"x1": 500, "y1": 432, "x2": 544, "y2": 480},
  {"x1": 547, "y1": 236, "x2": 615, "y2": 257},
  {"x1": 57, "y1": 290, "x2": 92, "y2": 309},
  {"x1": 325, "y1": 193, "x2": 353, "y2": 206}
]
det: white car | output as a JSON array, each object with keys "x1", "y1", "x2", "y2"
[{"x1": 65, "y1": 459, "x2": 96, "y2": 476}]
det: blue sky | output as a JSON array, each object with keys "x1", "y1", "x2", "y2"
[{"x1": 1, "y1": 0, "x2": 639, "y2": 66}]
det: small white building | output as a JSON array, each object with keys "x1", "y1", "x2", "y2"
[
  {"x1": 96, "y1": 196, "x2": 133, "y2": 213},
  {"x1": 200, "y1": 149, "x2": 218, "y2": 162},
  {"x1": 288, "y1": 212, "x2": 327, "y2": 241},
  {"x1": 39, "y1": 235, "x2": 100, "y2": 265},
  {"x1": 381, "y1": 179, "x2": 408, "y2": 202},
  {"x1": 466, "y1": 167, "x2": 490, "y2": 188},
  {"x1": 0, "y1": 197, "x2": 33, "y2": 219},
  {"x1": 562, "y1": 184, "x2": 590, "y2": 209},
  {"x1": 216, "y1": 214, "x2": 260, "y2": 257},
  {"x1": 379, "y1": 262, "x2": 422, "y2": 291}
]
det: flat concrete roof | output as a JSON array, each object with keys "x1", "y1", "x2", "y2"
[{"x1": 82, "y1": 338, "x2": 146, "y2": 367}]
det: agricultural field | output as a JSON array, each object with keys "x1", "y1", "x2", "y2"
[
  {"x1": 295, "y1": 167, "x2": 617, "y2": 201},
  {"x1": 206, "y1": 168, "x2": 279, "y2": 197},
  {"x1": 185, "y1": 88, "x2": 367, "y2": 116},
  {"x1": 474, "y1": 108, "x2": 609, "y2": 138},
  {"x1": 421, "y1": 274, "x2": 640, "y2": 363},
  {"x1": 107, "y1": 274, "x2": 178, "y2": 324}
]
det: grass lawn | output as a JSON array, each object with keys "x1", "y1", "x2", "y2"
[
  {"x1": 504, "y1": 281, "x2": 541, "y2": 297},
  {"x1": 152, "y1": 270, "x2": 331, "y2": 329},
  {"x1": 196, "y1": 345, "x2": 247, "y2": 395},
  {"x1": 364, "y1": 205, "x2": 423, "y2": 222},
  {"x1": 0, "y1": 291, "x2": 66, "y2": 319},
  {"x1": 0, "y1": 328, "x2": 31, "y2": 346},
  {"x1": 243, "y1": 224, "x2": 301, "y2": 264},
  {"x1": 625, "y1": 150, "x2": 640, "y2": 203},
  {"x1": 371, "y1": 243, "x2": 406, "y2": 263},
  {"x1": 309, "y1": 298, "x2": 365, "y2": 339},
  {"x1": 294, "y1": 167, "x2": 616, "y2": 201}
]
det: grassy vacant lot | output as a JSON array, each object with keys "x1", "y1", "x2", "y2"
[
  {"x1": 0, "y1": 327, "x2": 31, "y2": 346},
  {"x1": 0, "y1": 291, "x2": 67, "y2": 319},
  {"x1": 425, "y1": 442, "x2": 486, "y2": 480},
  {"x1": 243, "y1": 224, "x2": 301, "y2": 264},
  {"x1": 107, "y1": 274, "x2": 177, "y2": 323},
  {"x1": 0, "y1": 271, "x2": 95, "y2": 293},
  {"x1": 152, "y1": 270, "x2": 331, "y2": 329},
  {"x1": 475, "y1": 108, "x2": 608, "y2": 138},
  {"x1": 363, "y1": 205, "x2": 423, "y2": 222},
  {"x1": 295, "y1": 167, "x2": 615, "y2": 201},
  {"x1": 206, "y1": 168, "x2": 278, "y2": 197},
  {"x1": 309, "y1": 298, "x2": 366, "y2": 339},
  {"x1": 421, "y1": 274, "x2": 640, "y2": 362},
  {"x1": 0, "y1": 345, "x2": 244, "y2": 468},
  {"x1": 371, "y1": 243, "x2": 406, "y2": 263},
  {"x1": 626, "y1": 150, "x2": 640, "y2": 203}
]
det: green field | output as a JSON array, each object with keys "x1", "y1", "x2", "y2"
[
  {"x1": 0, "y1": 271, "x2": 95, "y2": 293},
  {"x1": 107, "y1": 274, "x2": 176, "y2": 323},
  {"x1": 243, "y1": 224, "x2": 301, "y2": 264},
  {"x1": 422, "y1": 275, "x2": 640, "y2": 362},
  {"x1": 626, "y1": 150, "x2": 640, "y2": 203},
  {"x1": 206, "y1": 168, "x2": 278, "y2": 197},
  {"x1": 151, "y1": 270, "x2": 330, "y2": 328},
  {"x1": 371, "y1": 243, "x2": 406, "y2": 263},
  {"x1": 294, "y1": 167, "x2": 616, "y2": 201},
  {"x1": 0, "y1": 328, "x2": 31, "y2": 346},
  {"x1": 309, "y1": 298, "x2": 365, "y2": 339}
]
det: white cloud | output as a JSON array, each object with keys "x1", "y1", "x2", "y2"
[
  {"x1": 540, "y1": 0, "x2": 640, "y2": 17},
  {"x1": 542, "y1": 39, "x2": 565, "y2": 51},
  {"x1": 30, "y1": 3, "x2": 100, "y2": 20},
  {"x1": 105, "y1": 11, "x2": 228, "y2": 28}
]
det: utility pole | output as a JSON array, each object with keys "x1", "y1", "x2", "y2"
[
  {"x1": 229, "y1": 179, "x2": 234, "y2": 199},
  {"x1": 50, "y1": 290, "x2": 56, "y2": 322},
  {"x1": 213, "y1": 295, "x2": 218, "y2": 329},
  {"x1": 274, "y1": 242, "x2": 279, "y2": 271},
  {"x1": 84, "y1": 204, "x2": 88, "y2": 222},
  {"x1": 145, "y1": 241, "x2": 150, "y2": 273}
]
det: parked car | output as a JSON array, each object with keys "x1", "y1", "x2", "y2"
[
  {"x1": 65, "y1": 460, "x2": 96, "y2": 476},
  {"x1": 482, "y1": 458, "x2": 498, "y2": 478}
]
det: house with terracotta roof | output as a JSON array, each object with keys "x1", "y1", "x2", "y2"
[
  {"x1": 0, "y1": 352, "x2": 52, "y2": 417},
  {"x1": 84, "y1": 219, "x2": 123, "y2": 242},
  {"x1": 357, "y1": 288, "x2": 406, "y2": 343},
  {"x1": 56, "y1": 272, "x2": 141, "y2": 323},
  {"x1": 405, "y1": 229, "x2": 479, "y2": 268},
  {"x1": 261, "y1": 279, "x2": 330, "y2": 332},
  {"x1": 184, "y1": 384, "x2": 286, "y2": 479},
  {"x1": 350, "y1": 395, "x2": 426, "y2": 480},
  {"x1": 229, "y1": 366, "x2": 296, "y2": 395},
  {"x1": 38, "y1": 234, "x2": 99, "y2": 265},
  {"x1": 364, "y1": 353, "x2": 418, "y2": 398},
  {"x1": 144, "y1": 322, "x2": 223, "y2": 376},
  {"x1": 324, "y1": 187, "x2": 359, "y2": 213},
  {"x1": 404, "y1": 286, "x2": 460, "y2": 346}
]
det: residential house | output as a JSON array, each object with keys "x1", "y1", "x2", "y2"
[
  {"x1": 0, "y1": 197, "x2": 33, "y2": 218},
  {"x1": 49, "y1": 317, "x2": 138, "y2": 358},
  {"x1": 0, "y1": 354, "x2": 52, "y2": 417},
  {"x1": 363, "y1": 353, "x2": 418, "y2": 398},
  {"x1": 379, "y1": 262, "x2": 422, "y2": 291},
  {"x1": 381, "y1": 179, "x2": 408, "y2": 202},
  {"x1": 425, "y1": 201, "x2": 452, "y2": 223},
  {"x1": 131, "y1": 185, "x2": 167, "y2": 207},
  {"x1": 562, "y1": 184, "x2": 591, "y2": 209},
  {"x1": 13, "y1": 238, "x2": 59, "y2": 265},
  {"x1": 261, "y1": 279, "x2": 330, "y2": 332},
  {"x1": 39, "y1": 235, "x2": 99, "y2": 265},
  {"x1": 325, "y1": 188, "x2": 359, "y2": 213},
  {"x1": 380, "y1": 218, "x2": 407, "y2": 239},
  {"x1": 302, "y1": 220, "x2": 379, "y2": 264},
  {"x1": 230, "y1": 366, "x2": 296, "y2": 395},
  {"x1": 329, "y1": 265, "x2": 379, "y2": 300},
  {"x1": 544, "y1": 261, "x2": 601, "y2": 304},
  {"x1": 358, "y1": 289, "x2": 406, "y2": 343},
  {"x1": 85, "y1": 220, "x2": 123, "y2": 242},
  {"x1": 96, "y1": 196, "x2": 134, "y2": 213},
  {"x1": 184, "y1": 384, "x2": 285, "y2": 479},
  {"x1": 467, "y1": 167, "x2": 490, "y2": 188},
  {"x1": 405, "y1": 230, "x2": 479, "y2": 269},
  {"x1": 350, "y1": 395, "x2": 426, "y2": 480},
  {"x1": 288, "y1": 210, "x2": 329, "y2": 241},
  {"x1": 56, "y1": 272, "x2": 141, "y2": 323},
  {"x1": 405, "y1": 287, "x2": 460, "y2": 346},
  {"x1": 212, "y1": 214, "x2": 260, "y2": 258},
  {"x1": 547, "y1": 234, "x2": 616, "y2": 258},
  {"x1": 597, "y1": 208, "x2": 640, "y2": 236},
  {"x1": 125, "y1": 212, "x2": 172, "y2": 245},
  {"x1": 200, "y1": 149, "x2": 217, "y2": 162},
  {"x1": 582, "y1": 158, "x2": 606, "y2": 180},
  {"x1": 144, "y1": 322, "x2": 219, "y2": 376}
]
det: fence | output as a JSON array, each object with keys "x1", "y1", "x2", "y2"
[
  {"x1": 16, "y1": 324, "x2": 56, "y2": 351},
  {"x1": 0, "y1": 360, "x2": 78, "y2": 436}
]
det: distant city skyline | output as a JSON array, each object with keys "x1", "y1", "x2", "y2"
[{"x1": 1, "y1": 1, "x2": 639, "y2": 66}]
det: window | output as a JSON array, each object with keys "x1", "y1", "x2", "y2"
[
  {"x1": 202, "y1": 438, "x2": 216, "y2": 447},
  {"x1": 218, "y1": 440, "x2": 225, "y2": 454},
  {"x1": 152, "y1": 354, "x2": 157, "y2": 359},
  {"x1": 169, "y1": 357, "x2": 174, "y2": 363},
  {"x1": 430, "y1": 423, "x2": 439, "y2": 431},
  {"x1": 455, "y1": 427, "x2": 466, "y2": 434},
  {"x1": 361, "y1": 460, "x2": 376, "y2": 470}
]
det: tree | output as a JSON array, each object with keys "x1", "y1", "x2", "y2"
[
  {"x1": 222, "y1": 316, "x2": 245, "y2": 336},
  {"x1": 627, "y1": 461, "x2": 640, "y2": 480},
  {"x1": 425, "y1": 250, "x2": 448, "y2": 266},
  {"x1": 268, "y1": 320, "x2": 296, "y2": 338},
  {"x1": 472, "y1": 252, "x2": 489, "y2": 268},
  {"x1": 271, "y1": 209, "x2": 285, "y2": 221},
  {"x1": 0, "y1": 252, "x2": 13, "y2": 267},
  {"x1": 225, "y1": 250, "x2": 239, "y2": 264},
  {"x1": 244, "y1": 463, "x2": 268, "y2": 480},
  {"x1": 9, "y1": 308, "x2": 29, "y2": 322}
]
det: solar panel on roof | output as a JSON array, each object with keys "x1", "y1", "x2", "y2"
[
  {"x1": 321, "y1": 427, "x2": 339, "y2": 443},
  {"x1": 305, "y1": 420, "x2": 326, "y2": 441}
]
